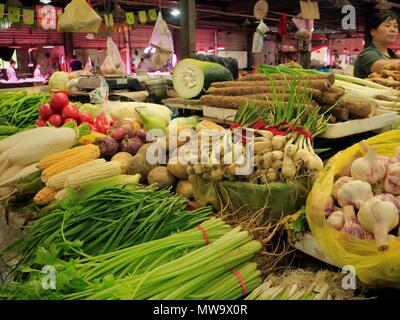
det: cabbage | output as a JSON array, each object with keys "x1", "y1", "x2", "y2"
[
  {"x1": 49, "y1": 71, "x2": 70, "y2": 90},
  {"x1": 109, "y1": 102, "x2": 172, "y2": 125},
  {"x1": 79, "y1": 103, "x2": 102, "y2": 118}
]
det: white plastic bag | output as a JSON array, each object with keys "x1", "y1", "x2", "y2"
[
  {"x1": 149, "y1": 12, "x2": 174, "y2": 68},
  {"x1": 100, "y1": 37, "x2": 126, "y2": 75},
  {"x1": 57, "y1": 0, "x2": 102, "y2": 33},
  {"x1": 252, "y1": 20, "x2": 269, "y2": 53},
  {"x1": 89, "y1": 77, "x2": 109, "y2": 104}
]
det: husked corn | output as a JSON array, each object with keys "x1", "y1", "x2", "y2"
[
  {"x1": 46, "y1": 159, "x2": 107, "y2": 190},
  {"x1": 38, "y1": 144, "x2": 100, "y2": 170}
]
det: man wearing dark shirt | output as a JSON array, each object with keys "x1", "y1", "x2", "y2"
[{"x1": 70, "y1": 54, "x2": 83, "y2": 71}]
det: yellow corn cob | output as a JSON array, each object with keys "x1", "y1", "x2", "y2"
[
  {"x1": 41, "y1": 145, "x2": 100, "y2": 182},
  {"x1": 55, "y1": 188, "x2": 69, "y2": 201},
  {"x1": 65, "y1": 161, "x2": 121, "y2": 189},
  {"x1": 46, "y1": 159, "x2": 107, "y2": 190},
  {"x1": 34, "y1": 187, "x2": 57, "y2": 206},
  {"x1": 38, "y1": 144, "x2": 100, "y2": 170}
]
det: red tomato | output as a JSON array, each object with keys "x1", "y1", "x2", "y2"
[
  {"x1": 48, "y1": 114, "x2": 63, "y2": 127},
  {"x1": 35, "y1": 118, "x2": 47, "y2": 127},
  {"x1": 79, "y1": 112, "x2": 94, "y2": 124},
  {"x1": 61, "y1": 105, "x2": 80, "y2": 120},
  {"x1": 64, "y1": 118, "x2": 77, "y2": 125},
  {"x1": 50, "y1": 92, "x2": 69, "y2": 113},
  {"x1": 38, "y1": 103, "x2": 54, "y2": 120}
]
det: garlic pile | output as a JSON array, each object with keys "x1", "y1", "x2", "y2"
[{"x1": 326, "y1": 140, "x2": 400, "y2": 251}]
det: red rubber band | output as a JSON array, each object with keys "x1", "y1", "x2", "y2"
[
  {"x1": 231, "y1": 268, "x2": 247, "y2": 296},
  {"x1": 197, "y1": 225, "x2": 209, "y2": 246}
]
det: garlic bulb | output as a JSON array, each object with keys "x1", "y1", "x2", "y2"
[
  {"x1": 326, "y1": 211, "x2": 344, "y2": 230},
  {"x1": 337, "y1": 180, "x2": 374, "y2": 209},
  {"x1": 341, "y1": 205, "x2": 373, "y2": 240},
  {"x1": 324, "y1": 197, "x2": 335, "y2": 217},
  {"x1": 384, "y1": 163, "x2": 400, "y2": 195},
  {"x1": 358, "y1": 198, "x2": 399, "y2": 251},
  {"x1": 331, "y1": 176, "x2": 353, "y2": 200},
  {"x1": 389, "y1": 146, "x2": 400, "y2": 164},
  {"x1": 374, "y1": 193, "x2": 400, "y2": 212},
  {"x1": 378, "y1": 155, "x2": 390, "y2": 168},
  {"x1": 351, "y1": 141, "x2": 386, "y2": 184}
]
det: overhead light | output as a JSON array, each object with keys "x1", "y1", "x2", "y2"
[
  {"x1": 42, "y1": 35, "x2": 54, "y2": 49},
  {"x1": 8, "y1": 38, "x2": 21, "y2": 49},
  {"x1": 171, "y1": 9, "x2": 180, "y2": 17},
  {"x1": 43, "y1": 43, "x2": 54, "y2": 49},
  {"x1": 28, "y1": 47, "x2": 38, "y2": 52},
  {"x1": 217, "y1": 46, "x2": 225, "y2": 51},
  {"x1": 86, "y1": 33, "x2": 94, "y2": 40},
  {"x1": 40, "y1": 0, "x2": 52, "y2": 4},
  {"x1": 207, "y1": 47, "x2": 215, "y2": 53}
]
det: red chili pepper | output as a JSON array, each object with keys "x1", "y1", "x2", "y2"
[{"x1": 94, "y1": 113, "x2": 110, "y2": 134}]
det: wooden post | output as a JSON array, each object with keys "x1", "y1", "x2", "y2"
[
  {"x1": 247, "y1": 31, "x2": 254, "y2": 69},
  {"x1": 63, "y1": 32, "x2": 73, "y2": 72},
  {"x1": 180, "y1": 0, "x2": 196, "y2": 59},
  {"x1": 124, "y1": 29, "x2": 131, "y2": 75}
]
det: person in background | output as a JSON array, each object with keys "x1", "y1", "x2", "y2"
[
  {"x1": 132, "y1": 49, "x2": 141, "y2": 70},
  {"x1": 138, "y1": 58, "x2": 148, "y2": 70},
  {"x1": 70, "y1": 54, "x2": 83, "y2": 71},
  {"x1": 6, "y1": 60, "x2": 17, "y2": 82},
  {"x1": 354, "y1": 10, "x2": 400, "y2": 78},
  {"x1": 33, "y1": 64, "x2": 42, "y2": 78}
]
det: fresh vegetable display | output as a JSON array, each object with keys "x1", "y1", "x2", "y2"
[
  {"x1": 35, "y1": 92, "x2": 109, "y2": 133},
  {"x1": 0, "y1": 91, "x2": 48, "y2": 129},
  {"x1": 2, "y1": 184, "x2": 213, "y2": 278},
  {"x1": 2, "y1": 69, "x2": 400, "y2": 301}
]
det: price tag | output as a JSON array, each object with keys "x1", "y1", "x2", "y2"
[
  {"x1": 138, "y1": 11, "x2": 147, "y2": 24},
  {"x1": 148, "y1": 9, "x2": 157, "y2": 22},
  {"x1": 23, "y1": 9, "x2": 34, "y2": 25},
  {"x1": 126, "y1": 12, "x2": 135, "y2": 25},
  {"x1": 105, "y1": 14, "x2": 114, "y2": 27},
  {"x1": 0, "y1": 4, "x2": 4, "y2": 20},
  {"x1": 8, "y1": 7, "x2": 21, "y2": 23}
]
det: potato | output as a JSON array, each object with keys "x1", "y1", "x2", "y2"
[
  {"x1": 111, "y1": 152, "x2": 134, "y2": 174},
  {"x1": 126, "y1": 144, "x2": 157, "y2": 183},
  {"x1": 167, "y1": 156, "x2": 188, "y2": 179},
  {"x1": 147, "y1": 166, "x2": 176, "y2": 188},
  {"x1": 176, "y1": 180, "x2": 193, "y2": 199}
]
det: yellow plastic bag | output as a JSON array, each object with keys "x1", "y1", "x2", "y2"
[
  {"x1": 57, "y1": 0, "x2": 102, "y2": 33},
  {"x1": 307, "y1": 130, "x2": 400, "y2": 288}
]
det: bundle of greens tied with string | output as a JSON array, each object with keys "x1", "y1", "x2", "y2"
[
  {"x1": 0, "y1": 180, "x2": 214, "y2": 284},
  {"x1": 187, "y1": 76, "x2": 331, "y2": 185}
]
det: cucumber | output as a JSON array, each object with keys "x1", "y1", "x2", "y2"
[
  {"x1": 0, "y1": 125, "x2": 19, "y2": 135},
  {"x1": 173, "y1": 59, "x2": 233, "y2": 99}
]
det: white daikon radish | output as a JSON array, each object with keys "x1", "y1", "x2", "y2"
[
  {"x1": 0, "y1": 163, "x2": 39, "y2": 187},
  {"x1": 0, "y1": 127, "x2": 56, "y2": 154},
  {"x1": 0, "y1": 127, "x2": 77, "y2": 167},
  {"x1": 0, "y1": 164, "x2": 24, "y2": 183}
]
